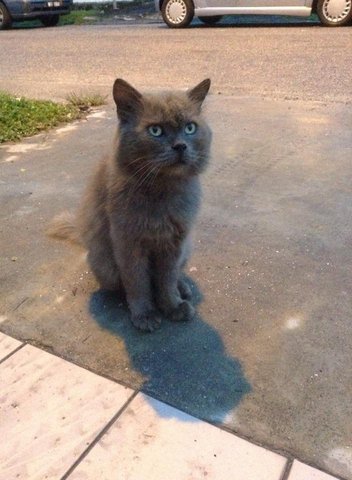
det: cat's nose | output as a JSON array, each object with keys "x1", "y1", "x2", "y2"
[{"x1": 172, "y1": 142, "x2": 187, "y2": 152}]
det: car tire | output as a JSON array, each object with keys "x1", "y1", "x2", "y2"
[
  {"x1": 0, "y1": 1, "x2": 12, "y2": 30},
  {"x1": 161, "y1": 0, "x2": 194, "y2": 28},
  {"x1": 199, "y1": 15, "x2": 222, "y2": 25},
  {"x1": 316, "y1": 0, "x2": 352, "y2": 26},
  {"x1": 41, "y1": 14, "x2": 60, "y2": 27}
]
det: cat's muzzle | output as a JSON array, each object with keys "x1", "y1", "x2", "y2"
[{"x1": 172, "y1": 143, "x2": 189, "y2": 165}]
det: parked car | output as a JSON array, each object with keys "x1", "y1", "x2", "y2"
[
  {"x1": 0, "y1": 0, "x2": 72, "y2": 29},
  {"x1": 155, "y1": 0, "x2": 352, "y2": 27}
]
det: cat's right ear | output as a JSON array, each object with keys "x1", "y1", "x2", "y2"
[
  {"x1": 113, "y1": 79, "x2": 143, "y2": 123},
  {"x1": 187, "y1": 79, "x2": 211, "y2": 109}
]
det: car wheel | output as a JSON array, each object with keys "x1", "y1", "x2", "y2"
[
  {"x1": 0, "y1": 2, "x2": 12, "y2": 30},
  {"x1": 199, "y1": 15, "x2": 222, "y2": 25},
  {"x1": 41, "y1": 14, "x2": 60, "y2": 27},
  {"x1": 161, "y1": 0, "x2": 194, "y2": 28},
  {"x1": 317, "y1": 0, "x2": 352, "y2": 26}
]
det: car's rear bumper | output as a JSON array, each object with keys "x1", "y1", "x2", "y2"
[{"x1": 10, "y1": 0, "x2": 72, "y2": 19}]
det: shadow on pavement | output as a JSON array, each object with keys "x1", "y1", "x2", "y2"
[
  {"x1": 89, "y1": 277, "x2": 251, "y2": 423},
  {"x1": 155, "y1": 14, "x2": 321, "y2": 28}
]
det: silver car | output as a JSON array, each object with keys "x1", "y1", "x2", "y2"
[{"x1": 155, "y1": 0, "x2": 352, "y2": 27}]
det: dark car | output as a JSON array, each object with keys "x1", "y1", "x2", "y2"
[{"x1": 0, "y1": 0, "x2": 72, "y2": 29}]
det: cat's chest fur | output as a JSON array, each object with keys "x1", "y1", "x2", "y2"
[{"x1": 109, "y1": 177, "x2": 201, "y2": 244}]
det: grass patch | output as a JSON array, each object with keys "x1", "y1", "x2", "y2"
[
  {"x1": 14, "y1": 8, "x2": 102, "y2": 28},
  {"x1": 66, "y1": 92, "x2": 107, "y2": 109},
  {"x1": 58, "y1": 8, "x2": 101, "y2": 26},
  {"x1": 14, "y1": 1, "x2": 155, "y2": 28},
  {"x1": 59, "y1": 2, "x2": 155, "y2": 25},
  {"x1": 0, "y1": 92, "x2": 81, "y2": 143}
]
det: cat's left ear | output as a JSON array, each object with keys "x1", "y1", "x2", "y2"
[{"x1": 187, "y1": 79, "x2": 211, "y2": 109}]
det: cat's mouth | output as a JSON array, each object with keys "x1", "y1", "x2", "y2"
[
  {"x1": 152, "y1": 151, "x2": 197, "y2": 176},
  {"x1": 161, "y1": 153, "x2": 193, "y2": 175},
  {"x1": 174, "y1": 151, "x2": 188, "y2": 165},
  {"x1": 166, "y1": 150, "x2": 191, "y2": 166}
]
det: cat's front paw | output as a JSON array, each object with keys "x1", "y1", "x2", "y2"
[
  {"x1": 168, "y1": 300, "x2": 195, "y2": 323},
  {"x1": 178, "y1": 279, "x2": 192, "y2": 301},
  {"x1": 131, "y1": 310, "x2": 162, "y2": 332}
]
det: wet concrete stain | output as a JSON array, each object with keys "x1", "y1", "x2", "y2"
[{"x1": 89, "y1": 277, "x2": 251, "y2": 423}]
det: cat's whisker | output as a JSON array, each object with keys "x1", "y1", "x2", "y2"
[
  {"x1": 143, "y1": 162, "x2": 161, "y2": 189},
  {"x1": 127, "y1": 162, "x2": 158, "y2": 197},
  {"x1": 131, "y1": 161, "x2": 153, "y2": 176},
  {"x1": 128, "y1": 160, "x2": 156, "y2": 183},
  {"x1": 148, "y1": 164, "x2": 164, "y2": 190},
  {"x1": 134, "y1": 163, "x2": 160, "y2": 192},
  {"x1": 128, "y1": 156, "x2": 148, "y2": 166}
]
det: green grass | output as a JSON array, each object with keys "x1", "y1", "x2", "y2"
[
  {"x1": 58, "y1": 8, "x2": 101, "y2": 26},
  {"x1": 15, "y1": 1, "x2": 153, "y2": 28},
  {"x1": 14, "y1": 8, "x2": 102, "y2": 28},
  {"x1": 0, "y1": 92, "x2": 81, "y2": 143},
  {"x1": 66, "y1": 92, "x2": 107, "y2": 108}
]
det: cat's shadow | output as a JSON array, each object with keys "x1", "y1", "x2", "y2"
[{"x1": 89, "y1": 277, "x2": 251, "y2": 423}]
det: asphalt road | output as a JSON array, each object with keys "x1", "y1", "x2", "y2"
[
  {"x1": 0, "y1": 21, "x2": 351, "y2": 104},
  {"x1": 1, "y1": 19, "x2": 352, "y2": 480}
]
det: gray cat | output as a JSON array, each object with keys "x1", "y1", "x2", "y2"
[{"x1": 48, "y1": 78, "x2": 212, "y2": 332}]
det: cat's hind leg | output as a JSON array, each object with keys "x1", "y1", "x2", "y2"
[{"x1": 87, "y1": 241, "x2": 123, "y2": 292}]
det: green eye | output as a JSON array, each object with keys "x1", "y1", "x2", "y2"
[
  {"x1": 148, "y1": 125, "x2": 163, "y2": 137},
  {"x1": 184, "y1": 122, "x2": 197, "y2": 135}
]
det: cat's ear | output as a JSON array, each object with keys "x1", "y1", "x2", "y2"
[
  {"x1": 187, "y1": 79, "x2": 211, "y2": 109},
  {"x1": 113, "y1": 78, "x2": 143, "y2": 122}
]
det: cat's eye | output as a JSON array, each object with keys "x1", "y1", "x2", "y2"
[
  {"x1": 184, "y1": 122, "x2": 197, "y2": 135},
  {"x1": 148, "y1": 125, "x2": 163, "y2": 137}
]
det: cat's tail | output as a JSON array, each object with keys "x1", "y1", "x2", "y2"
[{"x1": 46, "y1": 211, "x2": 83, "y2": 246}]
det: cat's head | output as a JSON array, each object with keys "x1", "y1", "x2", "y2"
[{"x1": 112, "y1": 78, "x2": 212, "y2": 179}]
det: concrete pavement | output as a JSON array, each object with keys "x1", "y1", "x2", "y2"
[
  {"x1": 0, "y1": 331, "x2": 340, "y2": 480},
  {"x1": 1, "y1": 93, "x2": 351, "y2": 479},
  {"x1": 1, "y1": 24, "x2": 352, "y2": 104}
]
